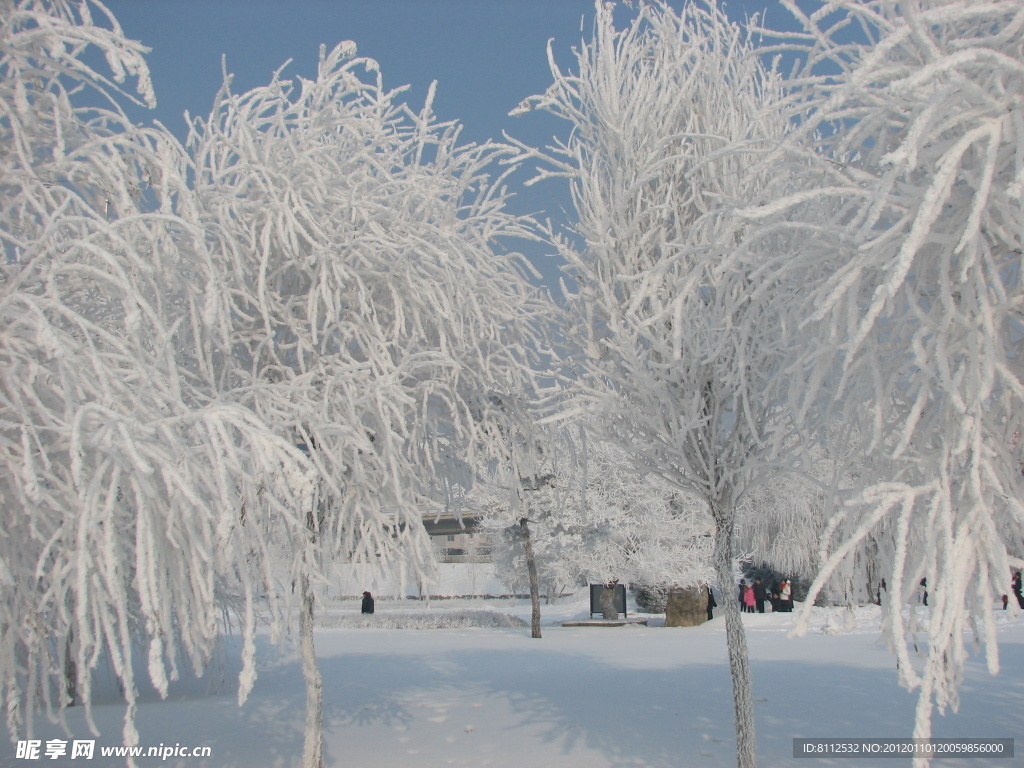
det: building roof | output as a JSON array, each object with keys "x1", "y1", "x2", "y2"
[{"x1": 421, "y1": 514, "x2": 483, "y2": 536}]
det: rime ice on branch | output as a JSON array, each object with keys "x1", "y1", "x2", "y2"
[
  {"x1": 514, "y1": 3, "x2": 809, "y2": 766},
  {"x1": 0, "y1": 3, "x2": 552, "y2": 764},
  {"x1": 0, "y1": 0, "x2": 314, "y2": 750},
  {"x1": 745, "y1": 0, "x2": 1024, "y2": 755},
  {"x1": 185, "y1": 35, "x2": 553, "y2": 768}
]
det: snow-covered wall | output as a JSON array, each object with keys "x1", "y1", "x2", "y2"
[{"x1": 326, "y1": 562, "x2": 513, "y2": 599}]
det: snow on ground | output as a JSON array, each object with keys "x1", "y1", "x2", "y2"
[{"x1": 3, "y1": 592, "x2": 1022, "y2": 767}]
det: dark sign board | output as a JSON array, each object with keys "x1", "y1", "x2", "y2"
[{"x1": 589, "y1": 583, "x2": 627, "y2": 618}]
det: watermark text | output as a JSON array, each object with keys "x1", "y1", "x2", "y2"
[{"x1": 17, "y1": 740, "x2": 212, "y2": 760}]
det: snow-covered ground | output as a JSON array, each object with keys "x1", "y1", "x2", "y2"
[{"x1": 4, "y1": 593, "x2": 1022, "y2": 767}]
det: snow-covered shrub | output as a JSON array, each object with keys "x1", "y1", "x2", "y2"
[
  {"x1": 318, "y1": 610, "x2": 528, "y2": 630},
  {"x1": 632, "y1": 584, "x2": 670, "y2": 614}
]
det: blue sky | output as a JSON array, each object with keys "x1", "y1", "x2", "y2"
[
  {"x1": 106, "y1": 1, "x2": 595, "y2": 148},
  {"x1": 102, "y1": 0, "x2": 799, "y2": 287}
]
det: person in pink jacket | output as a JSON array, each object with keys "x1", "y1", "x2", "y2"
[{"x1": 743, "y1": 583, "x2": 756, "y2": 613}]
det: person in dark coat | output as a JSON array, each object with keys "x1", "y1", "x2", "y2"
[
  {"x1": 361, "y1": 591, "x2": 375, "y2": 615},
  {"x1": 706, "y1": 585, "x2": 717, "y2": 622},
  {"x1": 738, "y1": 579, "x2": 747, "y2": 610},
  {"x1": 753, "y1": 578, "x2": 767, "y2": 613},
  {"x1": 1013, "y1": 572, "x2": 1023, "y2": 609}
]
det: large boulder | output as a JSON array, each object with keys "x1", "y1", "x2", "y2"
[{"x1": 665, "y1": 587, "x2": 707, "y2": 627}]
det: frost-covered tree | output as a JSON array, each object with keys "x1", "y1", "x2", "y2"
[
  {"x1": 0, "y1": 0, "x2": 313, "y2": 751},
  {"x1": 514, "y1": 3, "x2": 807, "y2": 765},
  {"x1": 185, "y1": 41, "x2": 551, "y2": 767},
  {"x1": 742, "y1": 0, "x2": 1024, "y2": 754},
  {"x1": 733, "y1": 433, "x2": 861, "y2": 593},
  {"x1": 734, "y1": 435, "x2": 893, "y2": 609},
  {"x1": 567, "y1": 438, "x2": 715, "y2": 592},
  {"x1": 484, "y1": 506, "x2": 579, "y2": 610},
  {"x1": 469, "y1": 419, "x2": 561, "y2": 637},
  {"x1": 479, "y1": 427, "x2": 715, "y2": 608},
  {"x1": 1, "y1": 3, "x2": 551, "y2": 764},
  {"x1": 736, "y1": 474, "x2": 825, "y2": 585}
]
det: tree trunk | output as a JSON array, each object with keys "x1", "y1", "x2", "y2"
[
  {"x1": 600, "y1": 582, "x2": 619, "y2": 620},
  {"x1": 63, "y1": 627, "x2": 76, "y2": 707},
  {"x1": 300, "y1": 571, "x2": 323, "y2": 768},
  {"x1": 519, "y1": 517, "x2": 542, "y2": 638},
  {"x1": 712, "y1": 500, "x2": 756, "y2": 768}
]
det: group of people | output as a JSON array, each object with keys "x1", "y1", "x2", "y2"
[{"x1": 737, "y1": 577, "x2": 792, "y2": 613}]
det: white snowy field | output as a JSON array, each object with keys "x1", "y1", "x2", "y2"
[{"x1": 3, "y1": 594, "x2": 1022, "y2": 768}]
